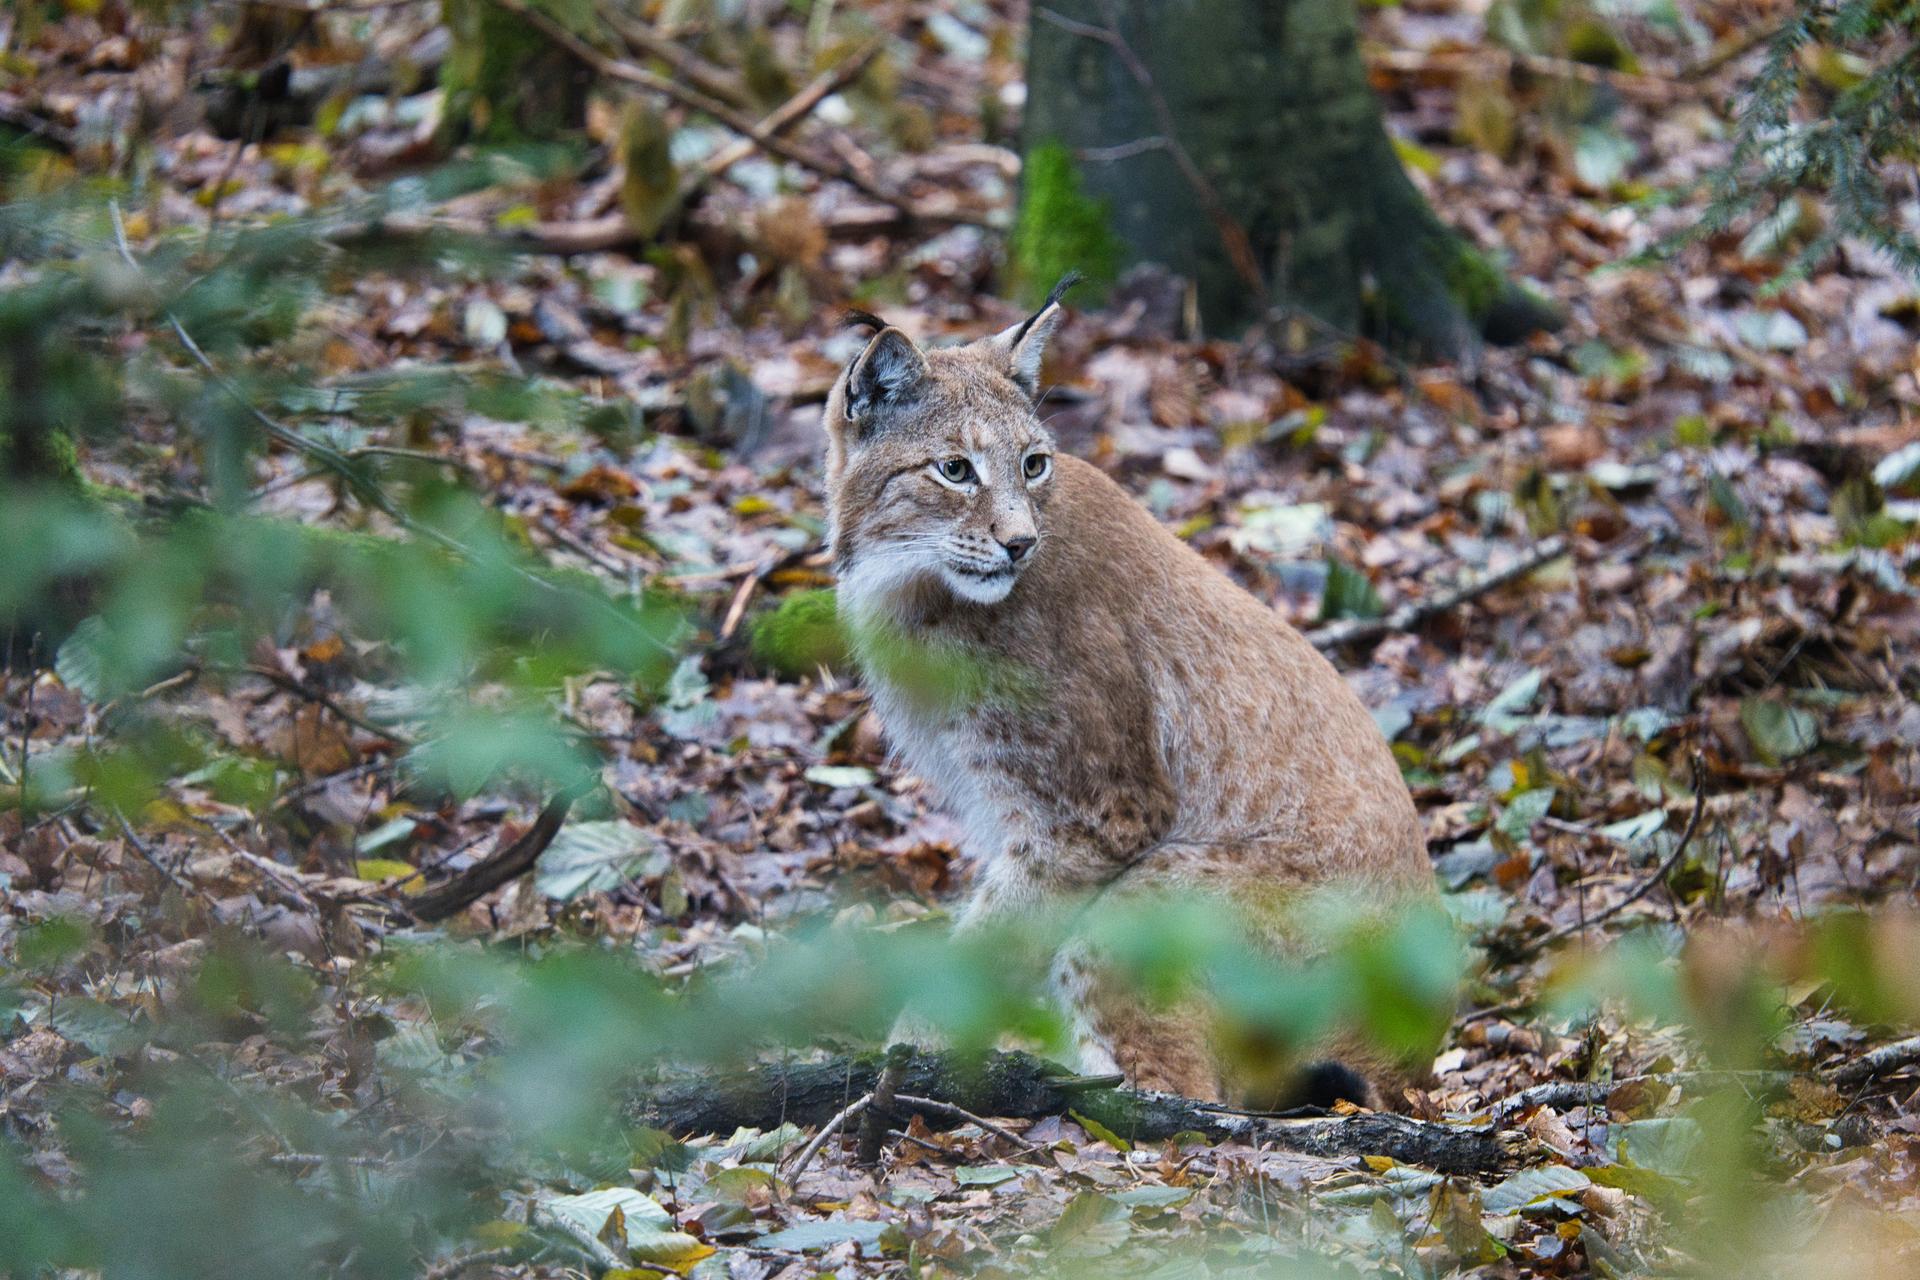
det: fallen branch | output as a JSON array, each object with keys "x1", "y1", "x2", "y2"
[
  {"x1": 1828, "y1": 1034, "x2": 1920, "y2": 1088},
  {"x1": 1308, "y1": 534, "x2": 1570, "y2": 650},
  {"x1": 1508, "y1": 754, "x2": 1708, "y2": 961},
  {"x1": 1367, "y1": 48, "x2": 1685, "y2": 104},
  {"x1": 1495, "y1": 1068, "x2": 1796, "y2": 1120},
  {"x1": 631, "y1": 1048, "x2": 1516, "y2": 1175},
  {"x1": 404, "y1": 791, "x2": 578, "y2": 922}
]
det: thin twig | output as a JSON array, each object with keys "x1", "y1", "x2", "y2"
[
  {"x1": 422, "y1": 1246, "x2": 516, "y2": 1280},
  {"x1": 237, "y1": 663, "x2": 411, "y2": 747},
  {"x1": 1368, "y1": 48, "x2": 1684, "y2": 103},
  {"x1": 682, "y1": 37, "x2": 885, "y2": 203},
  {"x1": 493, "y1": 0, "x2": 982, "y2": 228},
  {"x1": 115, "y1": 812, "x2": 197, "y2": 895},
  {"x1": 783, "y1": 1094, "x2": 870, "y2": 1180},
  {"x1": 1510, "y1": 754, "x2": 1708, "y2": 960},
  {"x1": 109, "y1": 202, "x2": 459, "y2": 549},
  {"x1": 531, "y1": 1203, "x2": 628, "y2": 1271},
  {"x1": 0, "y1": 100, "x2": 78, "y2": 152},
  {"x1": 1308, "y1": 534, "x2": 1571, "y2": 650},
  {"x1": 595, "y1": 0, "x2": 751, "y2": 108},
  {"x1": 892, "y1": 1094, "x2": 1043, "y2": 1155}
]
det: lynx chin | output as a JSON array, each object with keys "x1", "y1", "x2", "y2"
[{"x1": 821, "y1": 278, "x2": 1442, "y2": 1110}]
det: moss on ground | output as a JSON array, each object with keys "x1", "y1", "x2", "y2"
[
  {"x1": 1009, "y1": 141, "x2": 1124, "y2": 307},
  {"x1": 749, "y1": 589, "x2": 847, "y2": 678}
]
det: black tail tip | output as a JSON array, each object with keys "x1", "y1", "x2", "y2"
[{"x1": 1297, "y1": 1060, "x2": 1372, "y2": 1110}]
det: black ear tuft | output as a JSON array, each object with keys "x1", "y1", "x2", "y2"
[
  {"x1": 843, "y1": 308, "x2": 889, "y2": 335},
  {"x1": 845, "y1": 328, "x2": 928, "y2": 428},
  {"x1": 1008, "y1": 271, "x2": 1083, "y2": 350}
]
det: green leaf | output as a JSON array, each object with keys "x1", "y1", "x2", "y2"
[
  {"x1": 1441, "y1": 888, "x2": 1510, "y2": 934},
  {"x1": 49, "y1": 996, "x2": 145, "y2": 1056},
  {"x1": 703, "y1": 1167, "x2": 778, "y2": 1203},
  {"x1": 755, "y1": 1219, "x2": 890, "y2": 1252},
  {"x1": 1318, "y1": 1167, "x2": 1446, "y2": 1205},
  {"x1": 539, "y1": 1186, "x2": 670, "y2": 1235},
  {"x1": 1047, "y1": 1191, "x2": 1132, "y2": 1256},
  {"x1": 1482, "y1": 1164, "x2": 1591, "y2": 1213},
  {"x1": 1600, "y1": 809, "x2": 1667, "y2": 844},
  {"x1": 53, "y1": 615, "x2": 117, "y2": 701},
  {"x1": 1320, "y1": 558, "x2": 1384, "y2": 623},
  {"x1": 720, "y1": 1123, "x2": 805, "y2": 1163},
  {"x1": 955, "y1": 1165, "x2": 1021, "y2": 1186},
  {"x1": 1873, "y1": 441, "x2": 1920, "y2": 494},
  {"x1": 1110, "y1": 1184, "x2": 1195, "y2": 1210},
  {"x1": 1479, "y1": 670, "x2": 1543, "y2": 733},
  {"x1": 1613, "y1": 1117, "x2": 1705, "y2": 1179},
  {"x1": 535, "y1": 821, "x2": 661, "y2": 901},
  {"x1": 1573, "y1": 125, "x2": 1637, "y2": 189},
  {"x1": 1229, "y1": 501, "x2": 1331, "y2": 559},
  {"x1": 356, "y1": 816, "x2": 416, "y2": 855},
  {"x1": 1495, "y1": 787, "x2": 1556, "y2": 842},
  {"x1": 1740, "y1": 698, "x2": 1818, "y2": 764},
  {"x1": 1069, "y1": 1110, "x2": 1133, "y2": 1152}
]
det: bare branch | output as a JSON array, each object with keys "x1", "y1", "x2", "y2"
[{"x1": 1308, "y1": 534, "x2": 1571, "y2": 649}]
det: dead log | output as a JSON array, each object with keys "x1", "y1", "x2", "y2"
[{"x1": 629, "y1": 1048, "x2": 1516, "y2": 1176}]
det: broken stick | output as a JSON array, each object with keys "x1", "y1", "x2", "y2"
[{"x1": 1307, "y1": 534, "x2": 1570, "y2": 651}]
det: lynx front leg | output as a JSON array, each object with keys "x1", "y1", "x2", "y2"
[
  {"x1": 1050, "y1": 940, "x2": 1224, "y2": 1102},
  {"x1": 886, "y1": 855, "x2": 1065, "y2": 1050}
]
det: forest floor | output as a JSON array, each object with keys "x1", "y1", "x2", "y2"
[{"x1": 4, "y1": 0, "x2": 1920, "y2": 1277}]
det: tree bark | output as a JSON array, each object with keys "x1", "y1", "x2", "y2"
[
  {"x1": 629, "y1": 1049, "x2": 1516, "y2": 1176},
  {"x1": 440, "y1": 0, "x2": 593, "y2": 144},
  {"x1": 1021, "y1": 0, "x2": 1557, "y2": 355}
]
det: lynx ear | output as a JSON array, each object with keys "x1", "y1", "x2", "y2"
[
  {"x1": 842, "y1": 326, "x2": 927, "y2": 433},
  {"x1": 989, "y1": 271, "x2": 1081, "y2": 398}
]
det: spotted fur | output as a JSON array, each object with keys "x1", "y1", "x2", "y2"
[{"x1": 822, "y1": 296, "x2": 1439, "y2": 1108}]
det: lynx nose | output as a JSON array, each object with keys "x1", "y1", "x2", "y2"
[{"x1": 1001, "y1": 534, "x2": 1036, "y2": 564}]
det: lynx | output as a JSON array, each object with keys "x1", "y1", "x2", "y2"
[{"x1": 822, "y1": 280, "x2": 1439, "y2": 1109}]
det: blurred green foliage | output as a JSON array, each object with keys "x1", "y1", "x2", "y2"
[{"x1": 4, "y1": 887, "x2": 1918, "y2": 1276}]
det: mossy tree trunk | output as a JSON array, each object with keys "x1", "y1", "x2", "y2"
[
  {"x1": 1021, "y1": 0, "x2": 1555, "y2": 356},
  {"x1": 440, "y1": 0, "x2": 593, "y2": 144}
]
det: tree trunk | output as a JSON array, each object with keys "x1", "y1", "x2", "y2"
[
  {"x1": 440, "y1": 0, "x2": 593, "y2": 144},
  {"x1": 1020, "y1": 0, "x2": 1557, "y2": 355}
]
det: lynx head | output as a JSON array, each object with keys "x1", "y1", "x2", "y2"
[{"x1": 823, "y1": 275, "x2": 1077, "y2": 615}]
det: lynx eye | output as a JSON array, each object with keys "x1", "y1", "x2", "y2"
[
  {"x1": 935, "y1": 457, "x2": 976, "y2": 485},
  {"x1": 1023, "y1": 452, "x2": 1052, "y2": 481}
]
